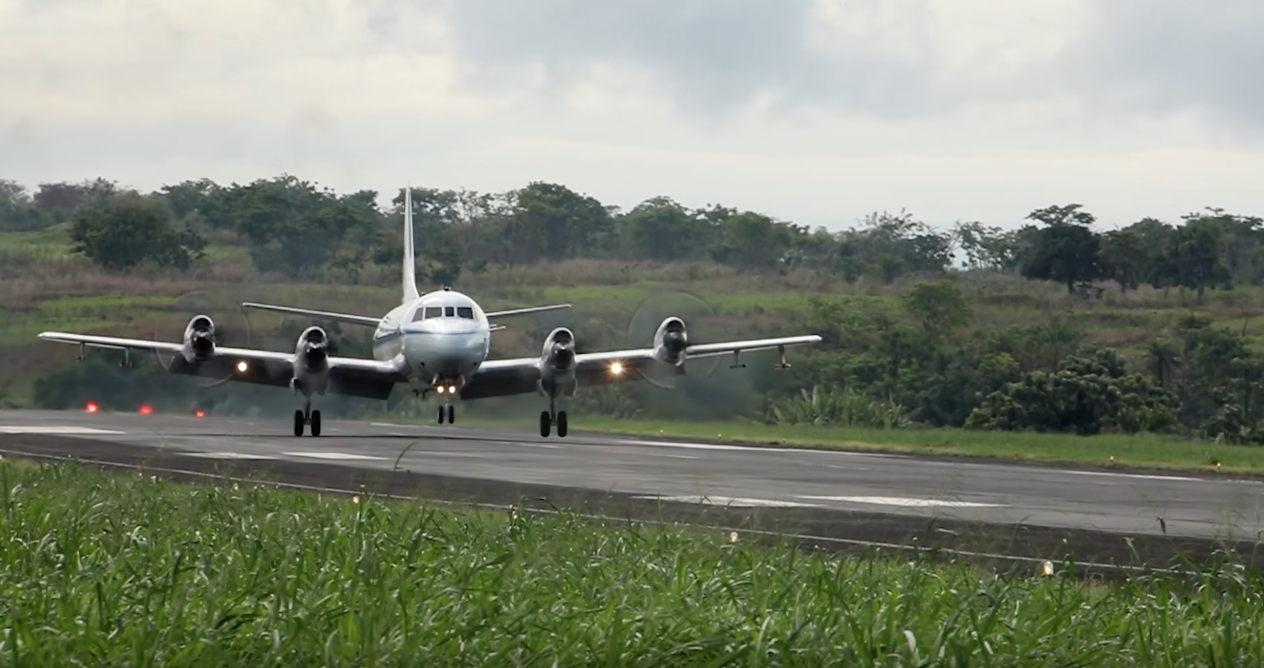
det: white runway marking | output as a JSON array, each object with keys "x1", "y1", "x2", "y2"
[
  {"x1": 802, "y1": 495, "x2": 1002, "y2": 508},
  {"x1": 636, "y1": 494, "x2": 818, "y2": 508},
  {"x1": 181, "y1": 452, "x2": 273, "y2": 460},
  {"x1": 1063, "y1": 470, "x2": 1205, "y2": 483},
  {"x1": 0, "y1": 426, "x2": 125, "y2": 435},
  {"x1": 615, "y1": 438, "x2": 898, "y2": 457},
  {"x1": 283, "y1": 451, "x2": 386, "y2": 461}
]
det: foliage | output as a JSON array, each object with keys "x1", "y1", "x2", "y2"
[
  {"x1": 768, "y1": 384, "x2": 911, "y2": 428},
  {"x1": 68, "y1": 194, "x2": 206, "y2": 271},
  {"x1": 965, "y1": 348, "x2": 1178, "y2": 435},
  {"x1": 1019, "y1": 204, "x2": 1103, "y2": 293},
  {"x1": 901, "y1": 280, "x2": 972, "y2": 332}
]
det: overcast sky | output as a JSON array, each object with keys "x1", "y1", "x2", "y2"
[{"x1": 2, "y1": 0, "x2": 1262, "y2": 231}]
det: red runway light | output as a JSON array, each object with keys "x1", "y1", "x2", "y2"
[
  {"x1": 139, "y1": 405, "x2": 153, "y2": 416},
  {"x1": 85, "y1": 401, "x2": 99, "y2": 413},
  {"x1": 194, "y1": 409, "x2": 206, "y2": 418}
]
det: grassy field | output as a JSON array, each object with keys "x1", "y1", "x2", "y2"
[{"x1": 2, "y1": 458, "x2": 1263, "y2": 666}]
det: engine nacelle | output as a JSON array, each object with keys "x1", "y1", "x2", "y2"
[
  {"x1": 653, "y1": 317, "x2": 688, "y2": 365},
  {"x1": 291, "y1": 326, "x2": 330, "y2": 397},
  {"x1": 182, "y1": 315, "x2": 216, "y2": 362},
  {"x1": 541, "y1": 326, "x2": 576, "y2": 372},
  {"x1": 295, "y1": 326, "x2": 330, "y2": 373},
  {"x1": 538, "y1": 327, "x2": 579, "y2": 398}
]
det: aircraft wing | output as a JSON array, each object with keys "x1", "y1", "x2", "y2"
[
  {"x1": 240, "y1": 303, "x2": 382, "y2": 327},
  {"x1": 484, "y1": 304, "x2": 572, "y2": 319},
  {"x1": 37, "y1": 332, "x2": 406, "y2": 400},
  {"x1": 459, "y1": 334, "x2": 822, "y2": 400}
]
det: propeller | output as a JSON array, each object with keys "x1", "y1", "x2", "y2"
[
  {"x1": 150, "y1": 290, "x2": 254, "y2": 388},
  {"x1": 624, "y1": 290, "x2": 723, "y2": 390}
]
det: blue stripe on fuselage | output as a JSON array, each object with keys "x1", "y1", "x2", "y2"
[{"x1": 373, "y1": 329, "x2": 478, "y2": 343}]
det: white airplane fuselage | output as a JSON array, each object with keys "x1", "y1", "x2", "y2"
[{"x1": 371, "y1": 288, "x2": 491, "y2": 392}]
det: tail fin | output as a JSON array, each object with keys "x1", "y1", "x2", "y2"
[{"x1": 402, "y1": 186, "x2": 420, "y2": 304}]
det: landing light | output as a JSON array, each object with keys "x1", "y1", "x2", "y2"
[
  {"x1": 236, "y1": 360, "x2": 248, "y2": 373},
  {"x1": 436, "y1": 385, "x2": 446, "y2": 394},
  {"x1": 610, "y1": 362, "x2": 624, "y2": 376}
]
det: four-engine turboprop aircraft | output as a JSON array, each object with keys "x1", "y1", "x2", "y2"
[{"x1": 37, "y1": 188, "x2": 823, "y2": 437}]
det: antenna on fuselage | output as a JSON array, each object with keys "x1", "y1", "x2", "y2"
[{"x1": 402, "y1": 184, "x2": 420, "y2": 304}]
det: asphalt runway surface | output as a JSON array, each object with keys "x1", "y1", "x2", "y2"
[{"x1": 3, "y1": 408, "x2": 1264, "y2": 573}]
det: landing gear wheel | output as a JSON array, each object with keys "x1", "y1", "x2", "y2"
[
  {"x1": 447, "y1": 404, "x2": 455, "y2": 424},
  {"x1": 557, "y1": 411, "x2": 568, "y2": 437},
  {"x1": 293, "y1": 410, "x2": 305, "y2": 437},
  {"x1": 540, "y1": 411, "x2": 551, "y2": 437},
  {"x1": 438, "y1": 405, "x2": 445, "y2": 424},
  {"x1": 310, "y1": 410, "x2": 321, "y2": 437}
]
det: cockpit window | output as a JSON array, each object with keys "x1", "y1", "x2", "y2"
[
  {"x1": 457, "y1": 306, "x2": 474, "y2": 319},
  {"x1": 423, "y1": 307, "x2": 442, "y2": 319},
  {"x1": 444, "y1": 306, "x2": 455, "y2": 317}
]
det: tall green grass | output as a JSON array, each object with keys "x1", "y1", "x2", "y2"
[{"x1": 3, "y1": 459, "x2": 1264, "y2": 665}]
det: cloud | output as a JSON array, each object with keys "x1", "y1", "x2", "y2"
[
  {"x1": 439, "y1": 0, "x2": 949, "y2": 120},
  {"x1": 1, "y1": 0, "x2": 1263, "y2": 230},
  {"x1": 437, "y1": 0, "x2": 1110, "y2": 124},
  {"x1": 1061, "y1": 1, "x2": 1264, "y2": 131}
]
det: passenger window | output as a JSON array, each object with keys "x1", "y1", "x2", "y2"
[
  {"x1": 457, "y1": 307, "x2": 474, "y2": 319},
  {"x1": 445, "y1": 306, "x2": 455, "y2": 317},
  {"x1": 424, "y1": 307, "x2": 442, "y2": 319}
]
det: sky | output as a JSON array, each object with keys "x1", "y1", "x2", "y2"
[{"x1": 2, "y1": 0, "x2": 1262, "y2": 232}]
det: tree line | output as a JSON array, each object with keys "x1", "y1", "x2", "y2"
[
  {"x1": 5, "y1": 175, "x2": 1260, "y2": 298},
  {"x1": 10, "y1": 174, "x2": 1264, "y2": 442}
]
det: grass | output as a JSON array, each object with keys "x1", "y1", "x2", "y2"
[
  {"x1": 444, "y1": 415, "x2": 1261, "y2": 475},
  {"x1": 3, "y1": 458, "x2": 1264, "y2": 666}
]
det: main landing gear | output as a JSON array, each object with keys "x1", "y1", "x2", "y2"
[
  {"x1": 293, "y1": 401, "x2": 321, "y2": 437},
  {"x1": 437, "y1": 403, "x2": 455, "y2": 424},
  {"x1": 540, "y1": 396, "x2": 568, "y2": 438}
]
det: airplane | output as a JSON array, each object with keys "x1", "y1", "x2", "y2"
[{"x1": 37, "y1": 188, "x2": 823, "y2": 438}]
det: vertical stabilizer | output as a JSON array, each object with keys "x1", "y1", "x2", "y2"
[{"x1": 402, "y1": 186, "x2": 420, "y2": 304}]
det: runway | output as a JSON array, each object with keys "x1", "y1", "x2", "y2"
[{"x1": 3, "y1": 409, "x2": 1263, "y2": 570}]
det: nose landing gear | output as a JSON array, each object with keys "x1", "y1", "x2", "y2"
[
  {"x1": 293, "y1": 400, "x2": 321, "y2": 437},
  {"x1": 438, "y1": 403, "x2": 454, "y2": 424},
  {"x1": 539, "y1": 396, "x2": 567, "y2": 437}
]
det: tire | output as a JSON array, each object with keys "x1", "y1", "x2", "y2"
[
  {"x1": 311, "y1": 410, "x2": 322, "y2": 437},
  {"x1": 557, "y1": 411, "x2": 568, "y2": 437},
  {"x1": 438, "y1": 405, "x2": 445, "y2": 424},
  {"x1": 447, "y1": 404, "x2": 455, "y2": 424},
  {"x1": 293, "y1": 410, "x2": 304, "y2": 437},
  {"x1": 539, "y1": 411, "x2": 551, "y2": 437}
]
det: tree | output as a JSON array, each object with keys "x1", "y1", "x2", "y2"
[
  {"x1": 1161, "y1": 219, "x2": 1228, "y2": 303},
  {"x1": 1097, "y1": 229, "x2": 1148, "y2": 293},
  {"x1": 0, "y1": 179, "x2": 48, "y2": 232},
  {"x1": 34, "y1": 178, "x2": 118, "y2": 212},
  {"x1": 1020, "y1": 220, "x2": 1102, "y2": 293},
  {"x1": 229, "y1": 175, "x2": 377, "y2": 276},
  {"x1": 953, "y1": 221, "x2": 1012, "y2": 271},
  {"x1": 505, "y1": 182, "x2": 614, "y2": 262},
  {"x1": 619, "y1": 196, "x2": 712, "y2": 261},
  {"x1": 710, "y1": 211, "x2": 799, "y2": 270},
  {"x1": 902, "y1": 281, "x2": 972, "y2": 332},
  {"x1": 159, "y1": 178, "x2": 222, "y2": 220},
  {"x1": 70, "y1": 194, "x2": 206, "y2": 271}
]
